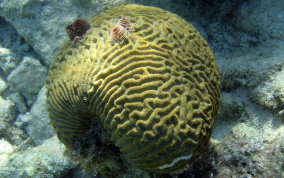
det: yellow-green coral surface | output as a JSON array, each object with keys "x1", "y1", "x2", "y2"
[{"x1": 46, "y1": 4, "x2": 220, "y2": 173}]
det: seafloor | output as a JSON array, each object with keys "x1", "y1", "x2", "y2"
[{"x1": 0, "y1": 0, "x2": 283, "y2": 177}]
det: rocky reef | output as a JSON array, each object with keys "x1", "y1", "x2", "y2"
[{"x1": 0, "y1": 0, "x2": 283, "y2": 177}]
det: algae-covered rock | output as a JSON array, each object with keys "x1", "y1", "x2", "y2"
[
  {"x1": 8, "y1": 92, "x2": 28, "y2": 113},
  {"x1": 0, "y1": 78, "x2": 7, "y2": 95},
  {"x1": 211, "y1": 124, "x2": 284, "y2": 177},
  {"x1": 0, "y1": 47, "x2": 20, "y2": 75},
  {"x1": 0, "y1": 139, "x2": 13, "y2": 167},
  {"x1": 218, "y1": 44, "x2": 284, "y2": 91},
  {"x1": 181, "y1": 110, "x2": 284, "y2": 178},
  {"x1": 0, "y1": 96, "x2": 15, "y2": 136},
  {"x1": 7, "y1": 56, "x2": 47, "y2": 105},
  {"x1": 0, "y1": 136, "x2": 76, "y2": 177},
  {"x1": 16, "y1": 87, "x2": 54, "y2": 145},
  {"x1": 235, "y1": 0, "x2": 284, "y2": 40},
  {"x1": 0, "y1": 96, "x2": 27, "y2": 145},
  {"x1": 213, "y1": 90, "x2": 247, "y2": 140},
  {"x1": 253, "y1": 70, "x2": 284, "y2": 111}
]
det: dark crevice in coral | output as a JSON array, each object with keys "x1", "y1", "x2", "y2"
[{"x1": 66, "y1": 115, "x2": 126, "y2": 178}]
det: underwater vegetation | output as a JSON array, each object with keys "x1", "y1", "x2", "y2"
[{"x1": 46, "y1": 4, "x2": 220, "y2": 176}]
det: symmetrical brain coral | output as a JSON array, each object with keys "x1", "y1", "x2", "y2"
[{"x1": 46, "y1": 4, "x2": 220, "y2": 174}]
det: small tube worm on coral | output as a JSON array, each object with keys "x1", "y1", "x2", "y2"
[
  {"x1": 66, "y1": 19, "x2": 91, "y2": 44},
  {"x1": 118, "y1": 17, "x2": 134, "y2": 32},
  {"x1": 110, "y1": 17, "x2": 133, "y2": 44},
  {"x1": 110, "y1": 24, "x2": 130, "y2": 44}
]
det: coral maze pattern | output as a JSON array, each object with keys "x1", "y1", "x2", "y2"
[{"x1": 46, "y1": 5, "x2": 220, "y2": 173}]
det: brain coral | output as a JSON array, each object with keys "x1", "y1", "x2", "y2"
[{"x1": 46, "y1": 4, "x2": 220, "y2": 174}]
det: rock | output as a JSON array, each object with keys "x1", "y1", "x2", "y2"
[
  {"x1": 0, "y1": 136, "x2": 76, "y2": 177},
  {"x1": 7, "y1": 56, "x2": 47, "y2": 106},
  {"x1": 0, "y1": 96, "x2": 15, "y2": 136},
  {"x1": 0, "y1": 0, "x2": 129, "y2": 66},
  {"x1": 235, "y1": 0, "x2": 284, "y2": 40},
  {"x1": 0, "y1": 47, "x2": 20, "y2": 75},
  {"x1": 218, "y1": 42, "x2": 284, "y2": 91},
  {"x1": 9, "y1": 92, "x2": 28, "y2": 113},
  {"x1": 16, "y1": 87, "x2": 54, "y2": 145},
  {"x1": 0, "y1": 17, "x2": 30, "y2": 54},
  {"x1": 213, "y1": 90, "x2": 247, "y2": 140},
  {"x1": 0, "y1": 139, "x2": 14, "y2": 168},
  {"x1": 211, "y1": 124, "x2": 284, "y2": 177},
  {"x1": 0, "y1": 78, "x2": 7, "y2": 95},
  {"x1": 252, "y1": 70, "x2": 284, "y2": 111},
  {"x1": 0, "y1": 96, "x2": 25, "y2": 145},
  {"x1": 5, "y1": 126, "x2": 27, "y2": 146},
  {"x1": 183, "y1": 113, "x2": 284, "y2": 178}
]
